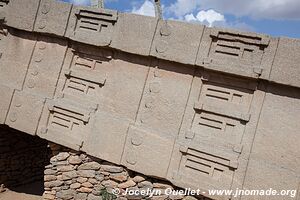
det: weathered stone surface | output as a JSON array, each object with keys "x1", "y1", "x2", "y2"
[
  {"x1": 45, "y1": 175, "x2": 57, "y2": 182},
  {"x1": 101, "y1": 165, "x2": 123, "y2": 173},
  {"x1": 77, "y1": 177, "x2": 88, "y2": 183},
  {"x1": 270, "y1": 38, "x2": 300, "y2": 87},
  {"x1": 101, "y1": 180, "x2": 118, "y2": 188},
  {"x1": 87, "y1": 194, "x2": 102, "y2": 200},
  {"x1": 62, "y1": 171, "x2": 78, "y2": 180},
  {"x1": 87, "y1": 178, "x2": 98, "y2": 185},
  {"x1": 137, "y1": 180, "x2": 153, "y2": 189},
  {"x1": 77, "y1": 187, "x2": 93, "y2": 193},
  {"x1": 153, "y1": 183, "x2": 173, "y2": 189},
  {"x1": 82, "y1": 182, "x2": 93, "y2": 188},
  {"x1": 77, "y1": 170, "x2": 96, "y2": 178},
  {"x1": 5, "y1": 91, "x2": 45, "y2": 135},
  {"x1": 118, "y1": 179, "x2": 136, "y2": 189},
  {"x1": 45, "y1": 169, "x2": 57, "y2": 175},
  {"x1": 150, "y1": 20, "x2": 204, "y2": 65},
  {"x1": 68, "y1": 156, "x2": 82, "y2": 165},
  {"x1": 34, "y1": 0, "x2": 72, "y2": 36},
  {"x1": 43, "y1": 193, "x2": 55, "y2": 200},
  {"x1": 56, "y1": 152, "x2": 70, "y2": 161},
  {"x1": 111, "y1": 13, "x2": 158, "y2": 56},
  {"x1": 56, "y1": 189, "x2": 76, "y2": 200},
  {"x1": 70, "y1": 183, "x2": 81, "y2": 189},
  {"x1": 74, "y1": 193, "x2": 88, "y2": 200},
  {"x1": 132, "y1": 175, "x2": 146, "y2": 183},
  {"x1": 110, "y1": 172, "x2": 128, "y2": 182},
  {"x1": 45, "y1": 180, "x2": 64, "y2": 188},
  {"x1": 78, "y1": 162, "x2": 101, "y2": 170},
  {"x1": 57, "y1": 165, "x2": 74, "y2": 172},
  {"x1": 6, "y1": 0, "x2": 40, "y2": 31}
]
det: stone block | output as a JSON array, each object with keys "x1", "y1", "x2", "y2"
[
  {"x1": 0, "y1": 31, "x2": 36, "y2": 90},
  {"x1": 6, "y1": 90, "x2": 45, "y2": 135},
  {"x1": 151, "y1": 20, "x2": 204, "y2": 65},
  {"x1": 23, "y1": 36, "x2": 67, "y2": 98},
  {"x1": 6, "y1": 0, "x2": 40, "y2": 31},
  {"x1": 270, "y1": 37, "x2": 300, "y2": 87},
  {"x1": 111, "y1": 13, "x2": 158, "y2": 56},
  {"x1": 122, "y1": 125, "x2": 174, "y2": 178},
  {"x1": 34, "y1": 0, "x2": 72, "y2": 36},
  {"x1": 242, "y1": 161, "x2": 299, "y2": 200},
  {"x1": 81, "y1": 51, "x2": 149, "y2": 164},
  {"x1": 246, "y1": 85, "x2": 300, "y2": 175}
]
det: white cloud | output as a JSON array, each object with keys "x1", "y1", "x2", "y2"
[
  {"x1": 131, "y1": 0, "x2": 155, "y2": 17},
  {"x1": 184, "y1": 9, "x2": 225, "y2": 27},
  {"x1": 166, "y1": 0, "x2": 300, "y2": 20},
  {"x1": 184, "y1": 13, "x2": 197, "y2": 22},
  {"x1": 184, "y1": 9, "x2": 254, "y2": 32},
  {"x1": 198, "y1": 9, "x2": 225, "y2": 27}
]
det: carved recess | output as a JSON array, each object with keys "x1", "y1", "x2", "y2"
[
  {"x1": 67, "y1": 7, "x2": 118, "y2": 46},
  {"x1": 60, "y1": 46, "x2": 112, "y2": 101},
  {"x1": 37, "y1": 97, "x2": 97, "y2": 151},
  {"x1": 196, "y1": 28, "x2": 273, "y2": 78}
]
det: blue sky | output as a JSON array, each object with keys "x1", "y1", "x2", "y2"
[{"x1": 61, "y1": 0, "x2": 300, "y2": 38}]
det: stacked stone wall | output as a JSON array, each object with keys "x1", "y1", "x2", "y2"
[{"x1": 44, "y1": 144, "x2": 210, "y2": 200}]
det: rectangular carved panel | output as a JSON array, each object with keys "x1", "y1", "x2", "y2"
[
  {"x1": 48, "y1": 106, "x2": 84, "y2": 132},
  {"x1": 170, "y1": 144, "x2": 239, "y2": 195},
  {"x1": 209, "y1": 32, "x2": 266, "y2": 66},
  {"x1": 191, "y1": 111, "x2": 245, "y2": 145},
  {"x1": 196, "y1": 28, "x2": 273, "y2": 78},
  {"x1": 63, "y1": 69, "x2": 106, "y2": 97},
  {"x1": 66, "y1": 7, "x2": 117, "y2": 46},
  {"x1": 200, "y1": 82, "x2": 252, "y2": 108},
  {"x1": 76, "y1": 10, "x2": 115, "y2": 32},
  {"x1": 180, "y1": 148, "x2": 235, "y2": 181},
  {"x1": 57, "y1": 47, "x2": 112, "y2": 102},
  {"x1": 37, "y1": 98, "x2": 97, "y2": 151},
  {"x1": 72, "y1": 52, "x2": 111, "y2": 70}
]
